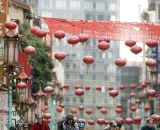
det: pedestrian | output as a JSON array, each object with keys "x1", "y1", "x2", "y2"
[
  {"x1": 115, "y1": 121, "x2": 124, "y2": 130},
  {"x1": 104, "y1": 121, "x2": 117, "y2": 130},
  {"x1": 58, "y1": 115, "x2": 66, "y2": 130},
  {"x1": 62, "y1": 113, "x2": 79, "y2": 130},
  {"x1": 77, "y1": 118, "x2": 86, "y2": 130},
  {"x1": 31, "y1": 112, "x2": 50, "y2": 130},
  {"x1": 9, "y1": 126, "x2": 16, "y2": 130},
  {"x1": 141, "y1": 118, "x2": 156, "y2": 130}
]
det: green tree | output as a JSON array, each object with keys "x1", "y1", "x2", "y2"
[{"x1": 18, "y1": 22, "x2": 53, "y2": 93}]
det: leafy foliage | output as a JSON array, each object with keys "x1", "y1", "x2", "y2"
[{"x1": 18, "y1": 22, "x2": 53, "y2": 93}]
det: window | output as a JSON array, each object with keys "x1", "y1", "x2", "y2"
[
  {"x1": 65, "y1": 74, "x2": 70, "y2": 79},
  {"x1": 42, "y1": 0, "x2": 52, "y2": 8},
  {"x1": 56, "y1": 0, "x2": 66, "y2": 10},
  {"x1": 92, "y1": 75, "x2": 96, "y2": 80},
  {"x1": 70, "y1": 1, "x2": 80, "y2": 10},
  {"x1": 97, "y1": 15, "x2": 105, "y2": 20},
  {"x1": 73, "y1": 97, "x2": 76, "y2": 102},
  {"x1": 65, "y1": 62, "x2": 70, "y2": 68},
  {"x1": 85, "y1": 14, "x2": 96, "y2": 20},
  {"x1": 158, "y1": 4, "x2": 160, "y2": 20},
  {"x1": 84, "y1": 1, "x2": 93, "y2": 10},
  {"x1": 109, "y1": 3, "x2": 116, "y2": 11},
  {"x1": 96, "y1": 2, "x2": 105, "y2": 11}
]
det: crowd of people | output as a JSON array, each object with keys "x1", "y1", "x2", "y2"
[{"x1": 9, "y1": 112, "x2": 159, "y2": 130}]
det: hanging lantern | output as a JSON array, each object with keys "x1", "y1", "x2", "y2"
[
  {"x1": 130, "y1": 84, "x2": 136, "y2": 89},
  {"x1": 85, "y1": 108, "x2": 93, "y2": 115},
  {"x1": 100, "y1": 108, "x2": 108, "y2": 115},
  {"x1": 108, "y1": 86, "x2": 114, "y2": 91},
  {"x1": 125, "y1": 40, "x2": 136, "y2": 47},
  {"x1": 98, "y1": 36, "x2": 110, "y2": 43},
  {"x1": 116, "y1": 117, "x2": 124, "y2": 123},
  {"x1": 75, "y1": 89, "x2": 84, "y2": 96},
  {"x1": 79, "y1": 33, "x2": 89, "y2": 43},
  {"x1": 83, "y1": 56, "x2": 94, "y2": 70},
  {"x1": 144, "y1": 80, "x2": 151, "y2": 85},
  {"x1": 70, "y1": 108, "x2": 77, "y2": 114},
  {"x1": 115, "y1": 107, "x2": 123, "y2": 114},
  {"x1": 109, "y1": 89, "x2": 119, "y2": 98},
  {"x1": 96, "y1": 104, "x2": 102, "y2": 110},
  {"x1": 35, "y1": 29, "x2": 48, "y2": 37},
  {"x1": 135, "y1": 99, "x2": 141, "y2": 104},
  {"x1": 96, "y1": 86, "x2": 101, "y2": 91},
  {"x1": 88, "y1": 120, "x2": 95, "y2": 125},
  {"x1": 59, "y1": 103, "x2": 65, "y2": 108},
  {"x1": 56, "y1": 106, "x2": 63, "y2": 113},
  {"x1": 130, "y1": 45, "x2": 142, "y2": 54},
  {"x1": 145, "y1": 58, "x2": 157, "y2": 67},
  {"x1": 151, "y1": 114, "x2": 160, "y2": 122},
  {"x1": 98, "y1": 41, "x2": 110, "y2": 52},
  {"x1": 130, "y1": 106, "x2": 137, "y2": 112},
  {"x1": 30, "y1": 26, "x2": 39, "y2": 35},
  {"x1": 133, "y1": 116, "x2": 141, "y2": 124},
  {"x1": 145, "y1": 40, "x2": 157, "y2": 48},
  {"x1": 85, "y1": 85, "x2": 91, "y2": 91},
  {"x1": 63, "y1": 84, "x2": 69, "y2": 89},
  {"x1": 67, "y1": 36, "x2": 79, "y2": 46},
  {"x1": 24, "y1": 45, "x2": 36, "y2": 55},
  {"x1": 78, "y1": 105, "x2": 84, "y2": 111},
  {"x1": 115, "y1": 58, "x2": 126, "y2": 67},
  {"x1": 144, "y1": 105, "x2": 152, "y2": 111},
  {"x1": 125, "y1": 118, "x2": 133, "y2": 125},
  {"x1": 104, "y1": 120, "x2": 109, "y2": 125},
  {"x1": 147, "y1": 89, "x2": 156, "y2": 97},
  {"x1": 43, "y1": 113, "x2": 51, "y2": 119},
  {"x1": 119, "y1": 85, "x2": 125, "y2": 90},
  {"x1": 96, "y1": 119, "x2": 105, "y2": 126},
  {"x1": 44, "y1": 86, "x2": 54, "y2": 94},
  {"x1": 130, "y1": 92, "x2": 136, "y2": 97},
  {"x1": 75, "y1": 85, "x2": 81, "y2": 89},
  {"x1": 5, "y1": 21, "x2": 17, "y2": 30},
  {"x1": 54, "y1": 30, "x2": 65, "y2": 39},
  {"x1": 140, "y1": 83, "x2": 147, "y2": 89},
  {"x1": 54, "y1": 52, "x2": 66, "y2": 61}
]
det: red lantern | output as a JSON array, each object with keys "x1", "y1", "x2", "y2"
[
  {"x1": 59, "y1": 103, "x2": 65, "y2": 108},
  {"x1": 130, "y1": 92, "x2": 136, "y2": 97},
  {"x1": 144, "y1": 105, "x2": 151, "y2": 111},
  {"x1": 78, "y1": 105, "x2": 84, "y2": 111},
  {"x1": 16, "y1": 82, "x2": 27, "y2": 89},
  {"x1": 63, "y1": 84, "x2": 69, "y2": 89},
  {"x1": 70, "y1": 108, "x2": 77, "y2": 114},
  {"x1": 130, "y1": 45, "x2": 142, "y2": 54},
  {"x1": 145, "y1": 40, "x2": 157, "y2": 48},
  {"x1": 115, "y1": 107, "x2": 123, "y2": 114},
  {"x1": 85, "y1": 85, "x2": 91, "y2": 91},
  {"x1": 130, "y1": 106, "x2": 137, "y2": 112},
  {"x1": 67, "y1": 36, "x2": 79, "y2": 46},
  {"x1": 100, "y1": 108, "x2": 108, "y2": 114},
  {"x1": 145, "y1": 58, "x2": 157, "y2": 67},
  {"x1": 5, "y1": 21, "x2": 17, "y2": 30},
  {"x1": 117, "y1": 104, "x2": 122, "y2": 108},
  {"x1": 135, "y1": 99, "x2": 141, "y2": 104},
  {"x1": 151, "y1": 114, "x2": 160, "y2": 122},
  {"x1": 75, "y1": 85, "x2": 81, "y2": 89},
  {"x1": 108, "y1": 86, "x2": 114, "y2": 91},
  {"x1": 140, "y1": 83, "x2": 147, "y2": 89},
  {"x1": 44, "y1": 86, "x2": 54, "y2": 94},
  {"x1": 130, "y1": 84, "x2": 136, "y2": 89},
  {"x1": 79, "y1": 33, "x2": 89, "y2": 43},
  {"x1": 96, "y1": 104, "x2": 102, "y2": 110},
  {"x1": 43, "y1": 113, "x2": 51, "y2": 119},
  {"x1": 75, "y1": 89, "x2": 84, "y2": 96},
  {"x1": 83, "y1": 56, "x2": 94, "y2": 65},
  {"x1": 147, "y1": 89, "x2": 156, "y2": 97},
  {"x1": 88, "y1": 120, "x2": 95, "y2": 125},
  {"x1": 30, "y1": 26, "x2": 39, "y2": 35},
  {"x1": 125, "y1": 40, "x2": 136, "y2": 47},
  {"x1": 98, "y1": 41, "x2": 110, "y2": 52},
  {"x1": 125, "y1": 118, "x2": 133, "y2": 125},
  {"x1": 86, "y1": 108, "x2": 93, "y2": 115},
  {"x1": 133, "y1": 116, "x2": 141, "y2": 124},
  {"x1": 115, "y1": 58, "x2": 126, "y2": 67},
  {"x1": 98, "y1": 37, "x2": 110, "y2": 43},
  {"x1": 104, "y1": 120, "x2": 109, "y2": 125},
  {"x1": 56, "y1": 106, "x2": 63, "y2": 113},
  {"x1": 35, "y1": 29, "x2": 48, "y2": 37},
  {"x1": 96, "y1": 119, "x2": 105, "y2": 125},
  {"x1": 116, "y1": 117, "x2": 124, "y2": 123},
  {"x1": 109, "y1": 89, "x2": 119, "y2": 98},
  {"x1": 119, "y1": 85, "x2": 125, "y2": 90},
  {"x1": 24, "y1": 45, "x2": 36, "y2": 55},
  {"x1": 96, "y1": 86, "x2": 101, "y2": 91},
  {"x1": 54, "y1": 52, "x2": 66, "y2": 61},
  {"x1": 54, "y1": 30, "x2": 65, "y2": 39}
]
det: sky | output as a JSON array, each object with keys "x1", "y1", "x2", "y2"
[{"x1": 120, "y1": 0, "x2": 148, "y2": 61}]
